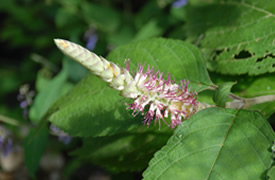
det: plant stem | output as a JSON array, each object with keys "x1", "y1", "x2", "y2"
[
  {"x1": 0, "y1": 114, "x2": 20, "y2": 126},
  {"x1": 243, "y1": 95, "x2": 275, "y2": 109},
  {"x1": 226, "y1": 94, "x2": 275, "y2": 109}
]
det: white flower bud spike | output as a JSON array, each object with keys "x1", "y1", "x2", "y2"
[{"x1": 54, "y1": 39, "x2": 199, "y2": 129}]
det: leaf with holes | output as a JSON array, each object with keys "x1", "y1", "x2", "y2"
[
  {"x1": 186, "y1": 0, "x2": 275, "y2": 75},
  {"x1": 143, "y1": 108, "x2": 275, "y2": 180},
  {"x1": 107, "y1": 38, "x2": 213, "y2": 92}
]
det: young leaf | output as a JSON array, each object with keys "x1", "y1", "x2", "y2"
[
  {"x1": 213, "y1": 82, "x2": 236, "y2": 107},
  {"x1": 143, "y1": 108, "x2": 275, "y2": 180},
  {"x1": 107, "y1": 38, "x2": 214, "y2": 92},
  {"x1": 186, "y1": 0, "x2": 275, "y2": 75},
  {"x1": 29, "y1": 69, "x2": 72, "y2": 123}
]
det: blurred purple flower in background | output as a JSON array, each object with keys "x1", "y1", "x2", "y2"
[
  {"x1": 172, "y1": 0, "x2": 189, "y2": 8},
  {"x1": 17, "y1": 84, "x2": 35, "y2": 119},
  {"x1": 58, "y1": 135, "x2": 72, "y2": 145},
  {"x1": 86, "y1": 34, "x2": 98, "y2": 51},
  {"x1": 0, "y1": 126, "x2": 13, "y2": 157},
  {"x1": 84, "y1": 27, "x2": 98, "y2": 51},
  {"x1": 3, "y1": 138, "x2": 13, "y2": 156},
  {"x1": 50, "y1": 124, "x2": 72, "y2": 145}
]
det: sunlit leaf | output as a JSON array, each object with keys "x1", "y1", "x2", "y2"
[
  {"x1": 108, "y1": 38, "x2": 214, "y2": 92},
  {"x1": 143, "y1": 108, "x2": 275, "y2": 180}
]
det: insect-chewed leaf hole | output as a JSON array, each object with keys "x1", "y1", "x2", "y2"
[
  {"x1": 256, "y1": 53, "x2": 275, "y2": 63},
  {"x1": 234, "y1": 50, "x2": 252, "y2": 59}
]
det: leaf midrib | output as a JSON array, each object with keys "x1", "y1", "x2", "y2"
[
  {"x1": 205, "y1": 109, "x2": 241, "y2": 180},
  {"x1": 230, "y1": 1, "x2": 275, "y2": 17},
  {"x1": 110, "y1": 39, "x2": 213, "y2": 91}
]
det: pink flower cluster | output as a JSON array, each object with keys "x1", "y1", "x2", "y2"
[
  {"x1": 126, "y1": 64, "x2": 198, "y2": 129},
  {"x1": 53, "y1": 39, "x2": 198, "y2": 129}
]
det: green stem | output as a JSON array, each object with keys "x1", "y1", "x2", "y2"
[
  {"x1": 0, "y1": 114, "x2": 20, "y2": 126},
  {"x1": 207, "y1": 85, "x2": 275, "y2": 109}
]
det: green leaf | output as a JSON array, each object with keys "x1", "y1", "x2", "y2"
[
  {"x1": 55, "y1": 8, "x2": 79, "y2": 28},
  {"x1": 135, "y1": 1, "x2": 162, "y2": 29},
  {"x1": 235, "y1": 74, "x2": 275, "y2": 118},
  {"x1": 107, "y1": 25, "x2": 135, "y2": 48},
  {"x1": 143, "y1": 108, "x2": 275, "y2": 180},
  {"x1": 29, "y1": 69, "x2": 72, "y2": 123},
  {"x1": 64, "y1": 57, "x2": 89, "y2": 83},
  {"x1": 72, "y1": 127, "x2": 172, "y2": 172},
  {"x1": 24, "y1": 126, "x2": 48, "y2": 178},
  {"x1": 48, "y1": 75, "x2": 141, "y2": 137},
  {"x1": 213, "y1": 82, "x2": 236, "y2": 107},
  {"x1": 210, "y1": 72, "x2": 275, "y2": 118},
  {"x1": 249, "y1": 101, "x2": 275, "y2": 120},
  {"x1": 81, "y1": 2, "x2": 120, "y2": 33},
  {"x1": 238, "y1": 73, "x2": 275, "y2": 97},
  {"x1": 133, "y1": 20, "x2": 164, "y2": 42},
  {"x1": 35, "y1": 69, "x2": 52, "y2": 93},
  {"x1": 267, "y1": 142, "x2": 275, "y2": 180},
  {"x1": 186, "y1": 0, "x2": 275, "y2": 75},
  {"x1": 133, "y1": 16, "x2": 176, "y2": 42},
  {"x1": 63, "y1": 159, "x2": 83, "y2": 178},
  {"x1": 170, "y1": 6, "x2": 187, "y2": 21},
  {"x1": 267, "y1": 166, "x2": 275, "y2": 180},
  {"x1": 107, "y1": 38, "x2": 214, "y2": 92}
]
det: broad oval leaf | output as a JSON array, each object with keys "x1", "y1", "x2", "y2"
[
  {"x1": 186, "y1": 0, "x2": 275, "y2": 75},
  {"x1": 143, "y1": 108, "x2": 275, "y2": 180},
  {"x1": 48, "y1": 75, "x2": 141, "y2": 137},
  {"x1": 107, "y1": 38, "x2": 213, "y2": 92}
]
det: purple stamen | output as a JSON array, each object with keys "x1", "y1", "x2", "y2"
[{"x1": 125, "y1": 62, "x2": 198, "y2": 129}]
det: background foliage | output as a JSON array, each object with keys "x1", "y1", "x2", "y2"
[{"x1": 0, "y1": 0, "x2": 274, "y2": 179}]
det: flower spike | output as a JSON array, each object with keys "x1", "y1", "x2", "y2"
[{"x1": 54, "y1": 39, "x2": 199, "y2": 129}]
